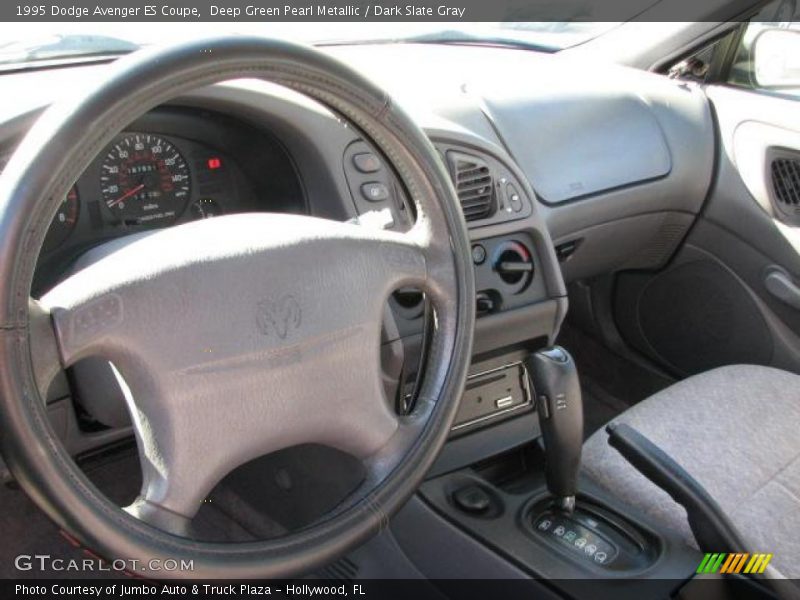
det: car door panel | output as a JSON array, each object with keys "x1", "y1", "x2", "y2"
[{"x1": 613, "y1": 84, "x2": 800, "y2": 377}]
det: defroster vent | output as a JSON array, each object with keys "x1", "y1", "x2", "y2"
[{"x1": 448, "y1": 151, "x2": 496, "y2": 222}]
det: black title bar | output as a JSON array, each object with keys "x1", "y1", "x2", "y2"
[{"x1": 1, "y1": 0, "x2": 766, "y2": 22}]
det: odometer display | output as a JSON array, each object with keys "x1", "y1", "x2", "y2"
[{"x1": 100, "y1": 133, "x2": 190, "y2": 225}]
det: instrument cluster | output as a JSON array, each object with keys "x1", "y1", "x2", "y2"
[
  {"x1": 12, "y1": 108, "x2": 307, "y2": 295},
  {"x1": 41, "y1": 131, "x2": 242, "y2": 253}
]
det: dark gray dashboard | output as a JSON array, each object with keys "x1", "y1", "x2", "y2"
[
  {"x1": 0, "y1": 40, "x2": 715, "y2": 466},
  {"x1": 329, "y1": 43, "x2": 715, "y2": 282},
  {"x1": 0, "y1": 43, "x2": 715, "y2": 288}
]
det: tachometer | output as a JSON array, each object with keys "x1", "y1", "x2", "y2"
[{"x1": 100, "y1": 133, "x2": 190, "y2": 225}]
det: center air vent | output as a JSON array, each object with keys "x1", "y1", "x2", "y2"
[
  {"x1": 448, "y1": 151, "x2": 496, "y2": 222},
  {"x1": 771, "y1": 156, "x2": 800, "y2": 225}
]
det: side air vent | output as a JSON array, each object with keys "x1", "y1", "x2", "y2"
[
  {"x1": 771, "y1": 157, "x2": 800, "y2": 208},
  {"x1": 770, "y1": 155, "x2": 800, "y2": 226},
  {"x1": 448, "y1": 151, "x2": 496, "y2": 222}
]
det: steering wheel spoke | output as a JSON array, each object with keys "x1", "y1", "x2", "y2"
[
  {"x1": 26, "y1": 299, "x2": 64, "y2": 397},
  {"x1": 120, "y1": 321, "x2": 403, "y2": 532}
]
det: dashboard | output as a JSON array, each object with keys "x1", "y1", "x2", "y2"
[{"x1": 0, "y1": 41, "x2": 715, "y2": 467}]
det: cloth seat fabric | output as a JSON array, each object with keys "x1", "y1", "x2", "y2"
[{"x1": 582, "y1": 365, "x2": 800, "y2": 578}]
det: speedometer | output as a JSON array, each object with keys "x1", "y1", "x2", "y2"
[{"x1": 100, "y1": 133, "x2": 190, "y2": 225}]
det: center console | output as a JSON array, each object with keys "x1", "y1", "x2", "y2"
[
  {"x1": 368, "y1": 135, "x2": 707, "y2": 595},
  {"x1": 415, "y1": 455, "x2": 700, "y2": 596},
  {"x1": 390, "y1": 340, "x2": 777, "y2": 599},
  {"x1": 374, "y1": 133, "x2": 568, "y2": 460},
  {"x1": 419, "y1": 347, "x2": 700, "y2": 595},
  {"x1": 381, "y1": 344, "x2": 704, "y2": 590}
]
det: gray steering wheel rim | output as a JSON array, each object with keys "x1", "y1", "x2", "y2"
[{"x1": 0, "y1": 37, "x2": 474, "y2": 579}]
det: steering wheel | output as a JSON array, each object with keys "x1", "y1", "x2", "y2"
[{"x1": 0, "y1": 37, "x2": 474, "y2": 579}]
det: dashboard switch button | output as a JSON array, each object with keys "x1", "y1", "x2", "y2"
[
  {"x1": 506, "y1": 183, "x2": 523, "y2": 212},
  {"x1": 353, "y1": 153, "x2": 382, "y2": 173},
  {"x1": 361, "y1": 182, "x2": 390, "y2": 202}
]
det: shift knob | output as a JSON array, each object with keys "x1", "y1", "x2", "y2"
[{"x1": 525, "y1": 346, "x2": 583, "y2": 513}]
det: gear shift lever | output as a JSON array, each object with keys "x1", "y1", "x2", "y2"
[{"x1": 525, "y1": 346, "x2": 583, "y2": 513}]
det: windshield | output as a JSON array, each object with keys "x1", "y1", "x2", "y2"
[{"x1": 0, "y1": 22, "x2": 621, "y2": 66}]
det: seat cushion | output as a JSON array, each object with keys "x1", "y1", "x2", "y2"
[{"x1": 582, "y1": 365, "x2": 800, "y2": 578}]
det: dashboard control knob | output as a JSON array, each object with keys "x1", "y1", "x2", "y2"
[
  {"x1": 476, "y1": 292, "x2": 496, "y2": 315},
  {"x1": 471, "y1": 244, "x2": 487, "y2": 265},
  {"x1": 493, "y1": 241, "x2": 534, "y2": 292}
]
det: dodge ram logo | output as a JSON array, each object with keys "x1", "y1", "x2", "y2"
[{"x1": 256, "y1": 294, "x2": 302, "y2": 340}]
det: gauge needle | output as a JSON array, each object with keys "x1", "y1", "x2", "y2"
[{"x1": 107, "y1": 183, "x2": 144, "y2": 207}]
